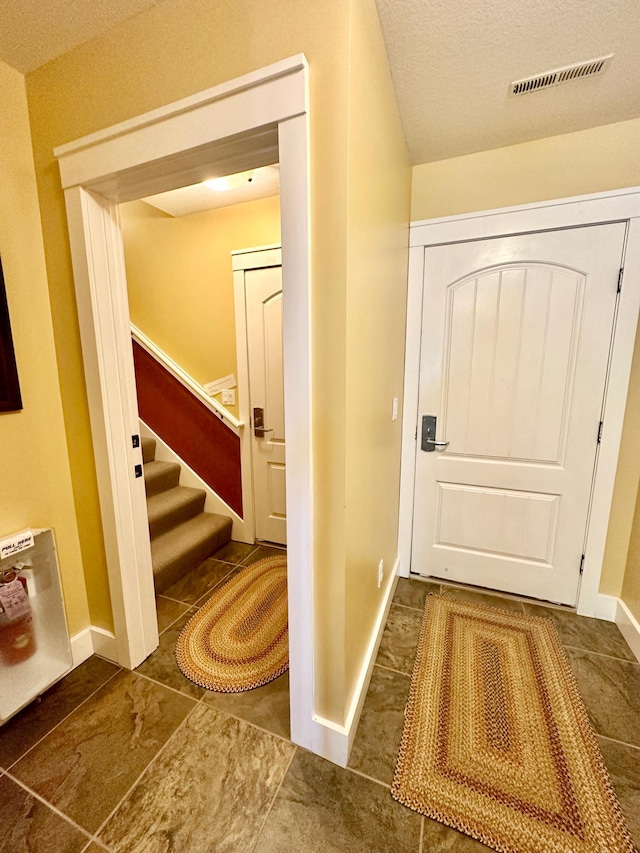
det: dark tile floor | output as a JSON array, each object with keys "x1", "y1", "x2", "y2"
[
  {"x1": 351, "y1": 578, "x2": 640, "y2": 850},
  {"x1": 1, "y1": 555, "x2": 638, "y2": 852}
]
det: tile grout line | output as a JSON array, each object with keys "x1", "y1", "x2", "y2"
[
  {"x1": 161, "y1": 578, "x2": 232, "y2": 611},
  {"x1": 596, "y1": 733, "x2": 640, "y2": 752},
  {"x1": 133, "y1": 669, "x2": 204, "y2": 703},
  {"x1": 91, "y1": 700, "x2": 203, "y2": 846},
  {"x1": 392, "y1": 601, "x2": 427, "y2": 613},
  {"x1": 159, "y1": 564, "x2": 243, "y2": 610},
  {"x1": 82, "y1": 837, "x2": 110, "y2": 853},
  {"x1": 563, "y1": 644, "x2": 640, "y2": 664},
  {"x1": 156, "y1": 593, "x2": 192, "y2": 605},
  {"x1": 3, "y1": 666, "x2": 122, "y2": 774},
  {"x1": 197, "y1": 700, "x2": 293, "y2": 746},
  {"x1": 134, "y1": 668, "x2": 294, "y2": 747},
  {"x1": 195, "y1": 682, "x2": 293, "y2": 746},
  {"x1": 4, "y1": 767, "x2": 95, "y2": 844},
  {"x1": 249, "y1": 745, "x2": 298, "y2": 853},
  {"x1": 375, "y1": 661, "x2": 413, "y2": 678},
  {"x1": 343, "y1": 763, "x2": 392, "y2": 790},
  {"x1": 158, "y1": 606, "x2": 196, "y2": 637}
]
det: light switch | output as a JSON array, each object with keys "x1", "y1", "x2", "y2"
[
  {"x1": 392, "y1": 397, "x2": 399, "y2": 421},
  {"x1": 222, "y1": 389, "x2": 236, "y2": 406}
]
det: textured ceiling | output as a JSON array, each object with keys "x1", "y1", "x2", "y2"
[
  {"x1": 0, "y1": 0, "x2": 162, "y2": 73},
  {"x1": 142, "y1": 166, "x2": 280, "y2": 217},
  {"x1": 0, "y1": 0, "x2": 638, "y2": 165},
  {"x1": 375, "y1": 0, "x2": 640, "y2": 163}
]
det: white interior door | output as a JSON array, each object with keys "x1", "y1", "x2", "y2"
[
  {"x1": 412, "y1": 223, "x2": 626, "y2": 605},
  {"x1": 246, "y1": 265, "x2": 287, "y2": 544}
]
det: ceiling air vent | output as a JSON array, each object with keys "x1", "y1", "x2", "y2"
[{"x1": 510, "y1": 54, "x2": 614, "y2": 96}]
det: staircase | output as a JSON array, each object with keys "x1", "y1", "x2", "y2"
[{"x1": 142, "y1": 437, "x2": 232, "y2": 594}]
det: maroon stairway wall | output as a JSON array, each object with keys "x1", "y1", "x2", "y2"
[{"x1": 133, "y1": 341, "x2": 243, "y2": 516}]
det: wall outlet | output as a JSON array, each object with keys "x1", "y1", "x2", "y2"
[
  {"x1": 221, "y1": 389, "x2": 236, "y2": 406},
  {"x1": 377, "y1": 559, "x2": 384, "y2": 588},
  {"x1": 392, "y1": 397, "x2": 398, "y2": 421}
]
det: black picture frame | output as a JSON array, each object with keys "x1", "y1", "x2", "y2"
[{"x1": 0, "y1": 257, "x2": 22, "y2": 412}]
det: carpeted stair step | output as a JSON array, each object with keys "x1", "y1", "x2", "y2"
[
  {"x1": 147, "y1": 485, "x2": 206, "y2": 538},
  {"x1": 141, "y1": 437, "x2": 156, "y2": 464},
  {"x1": 144, "y1": 460, "x2": 181, "y2": 497},
  {"x1": 151, "y1": 512, "x2": 233, "y2": 594}
]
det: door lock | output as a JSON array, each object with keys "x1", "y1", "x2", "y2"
[
  {"x1": 253, "y1": 407, "x2": 274, "y2": 438},
  {"x1": 421, "y1": 415, "x2": 449, "y2": 452}
]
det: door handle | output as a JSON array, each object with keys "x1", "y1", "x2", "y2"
[
  {"x1": 424, "y1": 438, "x2": 449, "y2": 450},
  {"x1": 253, "y1": 407, "x2": 274, "y2": 438},
  {"x1": 421, "y1": 415, "x2": 449, "y2": 452}
]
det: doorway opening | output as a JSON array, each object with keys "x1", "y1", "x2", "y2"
[
  {"x1": 55, "y1": 56, "x2": 314, "y2": 751},
  {"x1": 398, "y1": 188, "x2": 640, "y2": 620},
  {"x1": 119, "y1": 177, "x2": 287, "y2": 698}
]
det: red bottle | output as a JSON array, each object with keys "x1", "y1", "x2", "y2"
[{"x1": 0, "y1": 574, "x2": 36, "y2": 666}]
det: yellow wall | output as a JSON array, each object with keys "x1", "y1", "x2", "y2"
[
  {"x1": 411, "y1": 118, "x2": 640, "y2": 221},
  {"x1": 342, "y1": 0, "x2": 411, "y2": 718},
  {"x1": 411, "y1": 118, "x2": 640, "y2": 610},
  {"x1": 0, "y1": 60, "x2": 91, "y2": 635},
  {"x1": 24, "y1": 0, "x2": 369, "y2": 722},
  {"x1": 121, "y1": 195, "x2": 281, "y2": 420},
  {"x1": 622, "y1": 484, "x2": 640, "y2": 622}
]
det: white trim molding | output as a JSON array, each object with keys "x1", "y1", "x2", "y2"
[
  {"x1": 310, "y1": 560, "x2": 400, "y2": 767},
  {"x1": 131, "y1": 325, "x2": 242, "y2": 433},
  {"x1": 232, "y1": 245, "x2": 283, "y2": 548},
  {"x1": 399, "y1": 187, "x2": 640, "y2": 620},
  {"x1": 616, "y1": 598, "x2": 640, "y2": 662},
  {"x1": 70, "y1": 628, "x2": 94, "y2": 667},
  {"x1": 70, "y1": 626, "x2": 119, "y2": 666},
  {"x1": 55, "y1": 55, "x2": 315, "y2": 754},
  {"x1": 594, "y1": 593, "x2": 618, "y2": 623}
]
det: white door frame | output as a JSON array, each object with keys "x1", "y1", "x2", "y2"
[
  {"x1": 54, "y1": 56, "x2": 315, "y2": 751},
  {"x1": 232, "y1": 244, "x2": 283, "y2": 546},
  {"x1": 398, "y1": 187, "x2": 640, "y2": 618}
]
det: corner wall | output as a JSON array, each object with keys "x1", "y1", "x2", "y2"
[
  {"x1": 341, "y1": 0, "x2": 411, "y2": 719},
  {"x1": 25, "y1": 0, "x2": 353, "y2": 722},
  {"x1": 0, "y1": 60, "x2": 91, "y2": 636},
  {"x1": 411, "y1": 117, "x2": 640, "y2": 615},
  {"x1": 122, "y1": 195, "x2": 281, "y2": 421}
]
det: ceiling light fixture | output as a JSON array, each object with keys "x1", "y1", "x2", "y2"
[{"x1": 204, "y1": 169, "x2": 254, "y2": 192}]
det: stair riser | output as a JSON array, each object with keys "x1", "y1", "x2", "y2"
[
  {"x1": 145, "y1": 465, "x2": 181, "y2": 497},
  {"x1": 148, "y1": 492, "x2": 206, "y2": 538},
  {"x1": 152, "y1": 519, "x2": 232, "y2": 594},
  {"x1": 141, "y1": 438, "x2": 156, "y2": 464}
]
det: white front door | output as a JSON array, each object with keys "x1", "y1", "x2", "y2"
[
  {"x1": 245, "y1": 265, "x2": 287, "y2": 545},
  {"x1": 411, "y1": 223, "x2": 626, "y2": 605}
]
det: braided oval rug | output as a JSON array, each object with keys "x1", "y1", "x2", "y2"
[
  {"x1": 392, "y1": 594, "x2": 636, "y2": 853},
  {"x1": 175, "y1": 555, "x2": 288, "y2": 692}
]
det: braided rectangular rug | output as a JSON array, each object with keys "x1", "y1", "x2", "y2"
[{"x1": 391, "y1": 594, "x2": 636, "y2": 853}]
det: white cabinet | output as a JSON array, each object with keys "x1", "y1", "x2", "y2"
[{"x1": 0, "y1": 529, "x2": 72, "y2": 723}]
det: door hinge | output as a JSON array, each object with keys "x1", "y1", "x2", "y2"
[
  {"x1": 597, "y1": 421, "x2": 603, "y2": 444},
  {"x1": 617, "y1": 267, "x2": 624, "y2": 293},
  {"x1": 579, "y1": 554, "x2": 585, "y2": 575},
  {"x1": 134, "y1": 464, "x2": 142, "y2": 479}
]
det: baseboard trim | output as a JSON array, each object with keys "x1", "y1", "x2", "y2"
[
  {"x1": 594, "y1": 593, "x2": 618, "y2": 622},
  {"x1": 91, "y1": 626, "x2": 119, "y2": 662},
  {"x1": 70, "y1": 626, "x2": 119, "y2": 666},
  {"x1": 70, "y1": 628, "x2": 94, "y2": 667},
  {"x1": 309, "y1": 559, "x2": 400, "y2": 767},
  {"x1": 616, "y1": 599, "x2": 640, "y2": 663}
]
